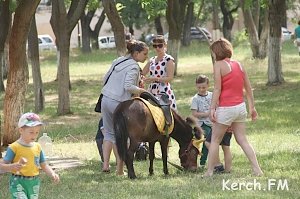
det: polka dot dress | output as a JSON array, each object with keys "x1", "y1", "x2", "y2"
[{"x1": 148, "y1": 54, "x2": 177, "y2": 110}]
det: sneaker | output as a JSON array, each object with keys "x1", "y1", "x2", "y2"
[{"x1": 214, "y1": 164, "x2": 225, "y2": 173}]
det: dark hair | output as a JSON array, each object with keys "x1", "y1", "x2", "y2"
[
  {"x1": 298, "y1": 20, "x2": 300, "y2": 25},
  {"x1": 210, "y1": 38, "x2": 233, "y2": 61},
  {"x1": 126, "y1": 40, "x2": 148, "y2": 55},
  {"x1": 195, "y1": 75, "x2": 209, "y2": 84},
  {"x1": 152, "y1": 35, "x2": 166, "y2": 44}
]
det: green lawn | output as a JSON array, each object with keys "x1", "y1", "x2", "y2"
[{"x1": 0, "y1": 40, "x2": 300, "y2": 198}]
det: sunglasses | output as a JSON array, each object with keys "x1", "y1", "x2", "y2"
[{"x1": 152, "y1": 44, "x2": 163, "y2": 48}]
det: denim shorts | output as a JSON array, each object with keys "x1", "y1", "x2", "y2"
[{"x1": 216, "y1": 102, "x2": 247, "y2": 126}]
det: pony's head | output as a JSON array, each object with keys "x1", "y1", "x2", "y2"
[{"x1": 178, "y1": 116, "x2": 204, "y2": 171}]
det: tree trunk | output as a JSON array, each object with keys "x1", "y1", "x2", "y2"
[
  {"x1": 0, "y1": 0, "x2": 10, "y2": 92},
  {"x1": 3, "y1": 0, "x2": 41, "y2": 146},
  {"x1": 182, "y1": 2, "x2": 194, "y2": 46},
  {"x1": 90, "y1": 9, "x2": 105, "y2": 50},
  {"x1": 28, "y1": 15, "x2": 44, "y2": 113},
  {"x1": 80, "y1": 12, "x2": 92, "y2": 53},
  {"x1": 267, "y1": 0, "x2": 284, "y2": 86},
  {"x1": 240, "y1": 0, "x2": 268, "y2": 59},
  {"x1": 102, "y1": 0, "x2": 126, "y2": 56},
  {"x1": 166, "y1": 0, "x2": 189, "y2": 76},
  {"x1": 212, "y1": 0, "x2": 221, "y2": 41},
  {"x1": 154, "y1": 15, "x2": 164, "y2": 35},
  {"x1": 50, "y1": 0, "x2": 88, "y2": 115},
  {"x1": 220, "y1": 0, "x2": 239, "y2": 42}
]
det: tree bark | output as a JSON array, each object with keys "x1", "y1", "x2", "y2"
[
  {"x1": 89, "y1": 9, "x2": 105, "y2": 50},
  {"x1": 3, "y1": 0, "x2": 41, "y2": 146},
  {"x1": 0, "y1": 0, "x2": 10, "y2": 92},
  {"x1": 166, "y1": 0, "x2": 189, "y2": 76},
  {"x1": 267, "y1": 0, "x2": 284, "y2": 85},
  {"x1": 50, "y1": 0, "x2": 88, "y2": 115},
  {"x1": 220, "y1": 0, "x2": 239, "y2": 42},
  {"x1": 28, "y1": 15, "x2": 45, "y2": 113},
  {"x1": 182, "y1": 2, "x2": 194, "y2": 46},
  {"x1": 80, "y1": 12, "x2": 92, "y2": 53},
  {"x1": 240, "y1": 0, "x2": 269, "y2": 59},
  {"x1": 102, "y1": 0, "x2": 126, "y2": 56},
  {"x1": 154, "y1": 15, "x2": 164, "y2": 35}
]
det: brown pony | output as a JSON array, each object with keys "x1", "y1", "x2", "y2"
[{"x1": 114, "y1": 98, "x2": 203, "y2": 179}]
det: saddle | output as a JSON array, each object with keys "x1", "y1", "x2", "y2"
[{"x1": 140, "y1": 92, "x2": 173, "y2": 128}]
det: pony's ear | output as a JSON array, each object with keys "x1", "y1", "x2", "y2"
[{"x1": 185, "y1": 116, "x2": 195, "y2": 126}]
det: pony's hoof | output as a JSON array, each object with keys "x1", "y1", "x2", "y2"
[{"x1": 129, "y1": 175, "x2": 137, "y2": 179}]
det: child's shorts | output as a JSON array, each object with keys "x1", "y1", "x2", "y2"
[
  {"x1": 9, "y1": 174, "x2": 40, "y2": 199},
  {"x1": 205, "y1": 131, "x2": 232, "y2": 146}
]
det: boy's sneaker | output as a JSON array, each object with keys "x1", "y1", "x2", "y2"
[{"x1": 214, "y1": 164, "x2": 225, "y2": 173}]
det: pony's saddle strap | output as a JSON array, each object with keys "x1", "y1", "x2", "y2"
[{"x1": 140, "y1": 92, "x2": 172, "y2": 126}]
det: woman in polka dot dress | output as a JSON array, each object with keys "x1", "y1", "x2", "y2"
[{"x1": 142, "y1": 35, "x2": 177, "y2": 110}]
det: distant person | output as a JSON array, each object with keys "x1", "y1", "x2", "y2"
[
  {"x1": 2, "y1": 112, "x2": 59, "y2": 198},
  {"x1": 101, "y1": 40, "x2": 148, "y2": 176},
  {"x1": 191, "y1": 74, "x2": 232, "y2": 173},
  {"x1": 204, "y1": 38, "x2": 263, "y2": 177},
  {"x1": 142, "y1": 35, "x2": 177, "y2": 110},
  {"x1": 295, "y1": 20, "x2": 300, "y2": 55}
]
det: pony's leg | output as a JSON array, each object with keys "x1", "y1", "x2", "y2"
[
  {"x1": 160, "y1": 137, "x2": 170, "y2": 175},
  {"x1": 148, "y1": 142, "x2": 155, "y2": 175},
  {"x1": 125, "y1": 143, "x2": 138, "y2": 179}
]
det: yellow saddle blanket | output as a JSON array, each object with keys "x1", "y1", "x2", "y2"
[{"x1": 135, "y1": 97, "x2": 174, "y2": 135}]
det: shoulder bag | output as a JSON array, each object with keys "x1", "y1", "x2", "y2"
[{"x1": 94, "y1": 58, "x2": 129, "y2": 113}]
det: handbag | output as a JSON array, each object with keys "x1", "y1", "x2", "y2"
[
  {"x1": 94, "y1": 58, "x2": 129, "y2": 113},
  {"x1": 94, "y1": 93, "x2": 103, "y2": 113}
]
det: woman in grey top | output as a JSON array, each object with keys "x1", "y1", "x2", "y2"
[{"x1": 101, "y1": 40, "x2": 149, "y2": 175}]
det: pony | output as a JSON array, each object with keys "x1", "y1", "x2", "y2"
[{"x1": 114, "y1": 98, "x2": 203, "y2": 179}]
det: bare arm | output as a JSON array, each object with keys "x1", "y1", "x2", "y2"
[
  {"x1": 142, "y1": 61, "x2": 150, "y2": 76},
  {"x1": 210, "y1": 61, "x2": 222, "y2": 122},
  {"x1": 192, "y1": 110, "x2": 210, "y2": 119},
  {"x1": 243, "y1": 69, "x2": 258, "y2": 121},
  {"x1": 40, "y1": 162, "x2": 60, "y2": 183},
  {"x1": 0, "y1": 159, "x2": 23, "y2": 172}
]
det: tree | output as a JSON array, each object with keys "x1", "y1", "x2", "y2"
[
  {"x1": 182, "y1": 2, "x2": 194, "y2": 46},
  {"x1": 267, "y1": 0, "x2": 285, "y2": 85},
  {"x1": 240, "y1": 0, "x2": 269, "y2": 59},
  {"x1": 140, "y1": 0, "x2": 166, "y2": 35},
  {"x1": 50, "y1": 0, "x2": 88, "y2": 115},
  {"x1": 0, "y1": 0, "x2": 11, "y2": 92},
  {"x1": 102, "y1": 0, "x2": 126, "y2": 56},
  {"x1": 3, "y1": 0, "x2": 41, "y2": 146},
  {"x1": 166, "y1": 0, "x2": 189, "y2": 75},
  {"x1": 28, "y1": 15, "x2": 45, "y2": 112},
  {"x1": 220, "y1": 0, "x2": 239, "y2": 41}
]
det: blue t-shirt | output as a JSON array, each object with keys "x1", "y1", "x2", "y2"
[{"x1": 295, "y1": 25, "x2": 300, "y2": 39}]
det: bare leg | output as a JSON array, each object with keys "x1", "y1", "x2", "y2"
[
  {"x1": 102, "y1": 140, "x2": 112, "y2": 171},
  {"x1": 232, "y1": 122, "x2": 263, "y2": 176},
  {"x1": 205, "y1": 141, "x2": 224, "y2": 168},
  {"x1": 204, "y1": 123, "x2": 228, "y2": 177},
  {"x1": 222, "y1": 145, "x2": 232, "y2": 172},
  {"x1": 112, "y1": 144, "x2": 124, "y2": 176}
]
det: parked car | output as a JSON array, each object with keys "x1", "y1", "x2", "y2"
[
  {"x1": 98, "y1": 36, "x2": 116, "y2": 49},
  {"x1": 38, "y1": 34, "x2": 56, "y2": 51},
  {"x1": 149, "y1": 27, "x2": 212, "y2": 44},
  {"x1": 281, "y1": 27, "x2": 292, "y2": 41}
]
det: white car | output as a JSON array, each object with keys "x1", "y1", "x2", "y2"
[
  {"x1": 38, "y1": 34, "x2": 56, "y2": 51},
  {"x1": 98, "y1": 36, "x2": 116, "y2": 49},
  {"x1": 281, "y1": 27, "x2": 292, "y2": 41}
]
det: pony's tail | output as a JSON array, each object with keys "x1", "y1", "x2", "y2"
[{"x1": 114, "y1": 112, "x2": 128, "y2": 162}]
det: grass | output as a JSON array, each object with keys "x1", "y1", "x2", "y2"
[{"x1": 1, "y1": 40, "x2": 300, "y2": 198}]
